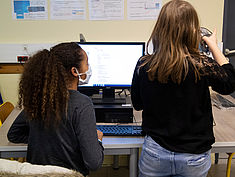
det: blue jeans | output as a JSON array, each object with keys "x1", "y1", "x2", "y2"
[{"x1": 139, "y1": 136, "x2": 211, "y2": 177}]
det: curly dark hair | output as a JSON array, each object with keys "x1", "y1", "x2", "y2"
[{"x1": 18, "y1": 42, "x2": 84, "y2": 126}]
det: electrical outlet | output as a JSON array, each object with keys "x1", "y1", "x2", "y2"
[{"x1": 17, "y1": 55, "x2": 28, "y2": 62}]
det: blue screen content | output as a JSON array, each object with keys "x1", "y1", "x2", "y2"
[{"x1": 78, "y1": 42, "x2": 145, "y2": 87}]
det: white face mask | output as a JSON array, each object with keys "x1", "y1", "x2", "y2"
[{"x1": 75, "y1": 64, "x2": 92, "y2": 85}]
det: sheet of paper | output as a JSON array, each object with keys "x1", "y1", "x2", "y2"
[
  {"x1": 89, "y1": 0, "x2": 124, "y2": 20},
  {"x1": 127, "y1": 0, "x2": 162, "y2": 20},
  {"x1": 12, "y1": 0, "x2": 48, "y2": 20},
  {"x1": 50, "y1": 0, "x2": 86, "y2": 20}
]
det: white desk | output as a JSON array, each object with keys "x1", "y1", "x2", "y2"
[
  {"x1": 1, "y1": 95, "x2": 235, "y2": 177},
  {"x1": 0, "y1": 108, "x2": 144, "y2": 177}
]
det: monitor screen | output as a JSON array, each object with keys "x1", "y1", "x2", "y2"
[{"x1": 78, "y1": 42, "x2": 145, "y2": 88}]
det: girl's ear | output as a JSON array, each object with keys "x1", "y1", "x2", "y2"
[{"x1": 71, "y1": 67, "x2": 78, "y2": 77}]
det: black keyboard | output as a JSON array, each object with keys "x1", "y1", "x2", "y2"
[{"x1": 96, "y1": 125, "x2": 143, "y2": 136}]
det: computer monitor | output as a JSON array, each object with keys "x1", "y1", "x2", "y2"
[{"x1": 77, "y1": 42, "x2": 145, "y2": 103}]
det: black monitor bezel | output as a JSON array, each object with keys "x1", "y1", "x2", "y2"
[{"x1": 77, "y1": 41, "x2": 145, "y2": 89}]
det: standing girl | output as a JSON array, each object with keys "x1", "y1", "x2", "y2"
[{"x1": 131, "y1": 0, "x2": 235, "y2": 176}]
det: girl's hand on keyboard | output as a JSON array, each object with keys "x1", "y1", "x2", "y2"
[{"x1": 97, "y1": 130, "x2": 103, "y2": 141}]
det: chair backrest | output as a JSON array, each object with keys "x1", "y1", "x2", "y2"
[
  {"x1": 0, "y1": 102, "x2": 14, "y2": 124},
  {"x1": 0, "y1": 158, "x2": 83, "y2": 177}
]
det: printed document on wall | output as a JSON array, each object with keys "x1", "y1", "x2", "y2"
[
  {"x1": 89, "y1": 0, "x2": 124, "y2": 20},
  {"x1": 127, "y1": 0, "x2": 162, "y2": 20},
  {"x1": 50, "y1": 0, "x2": 86, "y2": 20},
  {"x1": 12, "y1": 0, "x2": 48, "y2": 20}
]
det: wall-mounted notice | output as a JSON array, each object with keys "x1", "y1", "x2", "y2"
[
  {"x1": 127, "y1": 0, "x2": 162, "y2": 20},
  {"x1": 12, "y1": 0, "x2": 48, "y2": 20},
  {"x1": 50, "y1": 0, "x2": 86, "y2": 20},
  {"x1": 89, "y1": 0, "x2": 124, "y2": 20}
]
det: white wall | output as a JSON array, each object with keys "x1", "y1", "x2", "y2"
[{"x1": 0, "y1": 0, "x2": 224, "y2": 43}]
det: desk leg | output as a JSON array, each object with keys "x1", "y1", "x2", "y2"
[
  {"x1": 129, "y1": 148, "x2": 139, "y2": 177},
  {"x1": 113, "y1": 155, "x2": 119, "y2": 169},
  {"x1": 215, "y1": 153, "x2": 219, "y2": 164}
]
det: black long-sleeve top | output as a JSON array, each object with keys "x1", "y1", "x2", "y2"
[
  {"x1": 131, "y1": 56, "x2": 235, "y2": 154},
  {"x1": 7, "y1": 90, "x2": 104, "y2": 176}
]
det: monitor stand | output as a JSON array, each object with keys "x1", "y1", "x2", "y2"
[{"x1": 92, "y1": 88, "x2": 126, "y2": 105}]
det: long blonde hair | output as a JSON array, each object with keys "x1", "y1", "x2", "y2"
[{"x1": 143, "y1": 0, "x2": 202, "y2": 84}]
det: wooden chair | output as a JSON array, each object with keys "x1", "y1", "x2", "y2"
[{"x1": 0, "y1": 102, "x2": 14, "y2": 126}]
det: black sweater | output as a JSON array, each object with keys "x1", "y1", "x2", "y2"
[
  {"x1": 131, "y1": 57, "x2": 235, "y2": 154},
  {"x1": 7, "y1": 90, "x2": 104, "y2": 176}
]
